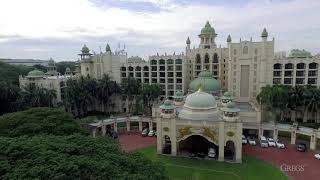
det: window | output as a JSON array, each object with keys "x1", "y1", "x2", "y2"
[
  {"x1": 297, "y1": 63, "x2": 305, "y2": 69},
  {"x1": 273, "y1": 78, "x2": 281, "y2": 84},
  {"x1": 233, "y1": 71, "x2": 236, "y2": 76},
  {"x1": 273, "y1": 63, "x2": 282, "y2": 69},
  {"x1": 255, "y1": 48, "x2": 258, "y2": 55},
  {"x1": 309, "y1": 62, "x2": 318, "y2": 69},
  {"x1": 128, "y1": 66, "x2": 133, "y2": 71},
  {"x1": 159, "y1": 59, "x2": 165, "y2": 65},
  {"x1": 233, "y1": 65, "x2": 237, "y2": 69},
  {"x1": 121, "y1": 67, "x2": 126, "y2": 71},
  {"x1": 243, "y1": 46, "x2": 248, "y2": 54},
  {"x1": 213, "y1": 65, "x2": 218, "y2": 70},
  {"x1": 233, "y1": 57, "x2": 236, "y2": 62},
  {"x1": 151, "y1": 60, "x2": 157, "y2": 65},
  {"x1": 213, "y1": 53, "x2": 219, "y2": 63},
  {"x1": 204, "y1": 53, "x2": 209, "y2": 63},
  {"x1": 233, "y1": 49, "x2": 237, "y2": 55},
  {"x1": 273, "y1": 71, "x2": 281, "y2": 77},
  {"x1": 285, "y1": 63, "x2": 293, "y2": 69},
  {"x1": 167, "y1": 59, "x2": 173, "y2": 64},
  {"x1": 196, "y1": 54, "x2": 201, "y2": 64},
  {"x1": 176, "y1": 65, "x2": 182, "y2": 71},
  {"x1": 296, "y1": 71, "x2": 305, "y2": 77},
  {"x1": 143, "y1": 66, "x2": 149, "y2": 71},
  {"x1": 233, "y1": 79, "x2": 236, "y2": 83},
  {"x1": 284, "y1": 78, "x2": 292, "y2": 84},
  {"x1": 151, "y1": 66, "x2": 157, "y2": 71},
  {"x1": 175, "y1": 59, "x2": 182, "y2": 64},
  {"x1": 135, "y1": 66, "x2": 141, "y2": 71}
]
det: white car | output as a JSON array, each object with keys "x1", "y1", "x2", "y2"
[
  {"x1": 248, "y1": 138, "x2": 256, "y2": 146},
  {"x1": 260, "y1": 139, "x2": 269, "y2": 148},
  {"x1": 148, "y1": 130, "x2": 155, "y2": 137},
  {"x1": 242, "y1": 135, "x2": 248, "y2": 144},
  {"x1": 141, "y1": 128, "x2": 149, "y2": 137},
  {"x1": 208, "y1": 148, "x2": 216, "y2": 158},
  {"x1": 315, "y1": 154, "x2": 320, "y2": 160},
  {"x1": 275, "y1": 140, "x2": 285, "y2": 149},
  {"x1": 267, "y1": 138, "x2": 276, "y2": 147}
]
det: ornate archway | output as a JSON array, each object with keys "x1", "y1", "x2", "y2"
[
  {"x1": 224, "y1": 140, "x2": 235, "y2": 161},
  {"x1": 178, "y1": 135, "x2": 218, "y2": 158}
]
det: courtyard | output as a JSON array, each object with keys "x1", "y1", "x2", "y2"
[{"x1": 119, "y1": 132, "x2": 320, "y2": 180}]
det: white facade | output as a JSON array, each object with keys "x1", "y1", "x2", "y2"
[{"x1": 80, "y1": 21, "x2": 320, "y2": 104}]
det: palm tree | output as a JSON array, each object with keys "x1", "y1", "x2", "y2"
[
  {"x1": 97, "y1": 74, "x2": 120, "y2": 113},
  {"x1": 121, "y1": 77, "x2": 141, "y2": 114},
  {"x1": 141, "y1": 83, "x2": 161, "y2": 115}
]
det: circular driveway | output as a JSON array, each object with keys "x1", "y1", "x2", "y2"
[{"x1": 118, "y1": 132, "x2": 320, "y2": 180}]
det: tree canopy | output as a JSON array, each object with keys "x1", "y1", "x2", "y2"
[
  {"x1": 0, "y1": 107, "x2": 85, "y2": 137},
  {"x1": 0, "y1": 134, "x2": 167, "y2": 180}
]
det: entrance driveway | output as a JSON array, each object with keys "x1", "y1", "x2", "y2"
[
  {"x1": 243, "y1": 145, "x2": 320, "y2": 180},
  {"x1": 118, "y1": 131, "x2": 156, "y2": 152}
]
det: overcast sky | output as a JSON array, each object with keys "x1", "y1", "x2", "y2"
[{"x1": 0, "y1": 0, "x2": 319, "y2": 61}]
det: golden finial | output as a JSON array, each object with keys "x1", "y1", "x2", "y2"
[{"x1": 197, "y1": 84, "x2": 203, "y2": 92}]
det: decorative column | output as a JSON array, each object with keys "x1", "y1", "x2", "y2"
[
  {"x1": 291, "y1": 130, "x2": 296, "y2": 144},
  {"x1": 235, "y1": 122, "x2": 243, "y2": 163},
  {"x1": 310, "y1": 134, "x2": 317, "y2": 150},
  {"x1": 92, "y1": 128, "x2": 97, "y2": 138},
  {"x1": 156, "y1": 117, "x2": 162, "y2": 154},
  {"x1": 259, "y1": 127, "x2": 264, "y2": 138},
  {"x1": 218, "y1": 121, "x2": 225, "y2": 161},
  {"x1": 114, "y1": 121, "x2": 118, "y2": 132},
  {"x1": 139, "y1": 120, "x2": 142, "y2": 131},
  {"x1": 126, "y1": 121, "x2": 130, "y2": 132},
  {"x1": 273, "y1": 128, "x2": 278, "y2": 140},
  {"x1": 149, "y1": 121, "x2": 153, "y2": 130},
  {"x1": 102, "y1": 125, "x2": 106, "y2": 136},
  {"x1": 170, "y1": 117, "x2": 177, "y2": 156}
]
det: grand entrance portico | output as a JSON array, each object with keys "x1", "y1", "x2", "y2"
[{"x1": 156, "y1": 85, "x2": 243, "y2": 163}]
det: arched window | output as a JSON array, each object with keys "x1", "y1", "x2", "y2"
[
  {"x1": 143, "y1": 66, "x2": 149, "y2": 71},
  {"x1": 254, "y1": 48, "x2": 258, "y2": 55},
  {"x1": 243, "y1": 46, "x2": 248, "y2": 54},
  {"x1": 204, "y1": 53, "x2": 209, "y2": 63},
  {"x1": 151, "y1": 60, "x2": 157, "y2": 65},
  {"x1": 159, "y1": 59, "x2": 165, "y2": 65},
  {"x1": 175, "y1": 59, "x2": 182, "y2": 64},
  {"x1": 135, "y1": 66, "x2": 141, "y2": 71},
  {"x1": 297, "y1": 63, "x2": 305, "y2": 69},
  {"x1": 86, "y1": 67, "x2": 89, "y2": 71},
  {"x1": 213, "y1": 53, "x2": 219, "y2": 63},
  {"x1": 120, "y1": 66, "x2": 126, "y2": 71},
  {"x1": 233, "y1": 49, "x2": 237, "y2": 55},
  {"x1": 285, "y1": 63, "x2": 293, "y2": 69},
  {"x1": 128, "y1": 66, "x2": 133, "y2": 71},
  {"x1": 167, "y1": 59, "x2": 173, "y2": 64},
  {"x1": 273, "y1": 63, "x2": 282, "y2": 69},
  {"x1": 309, "y1": 62, "x2": 318, "y2": 69},
  {"x1": 196, "y1": 54, "x2": 201, "y2": 64}
]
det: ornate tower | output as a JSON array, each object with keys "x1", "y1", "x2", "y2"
[
  {"x1": 199, "y1": 21, "x2": 217, "y2": 49},
  {"x1": 261, "y1": 28, "x2": 268, "y2": 42},
  {"x1": 79, "y1": 44, "x2": 93, "y2": 77},
  {"x1": 46, "y1": 58, "x2": 58, "y2": 76}
]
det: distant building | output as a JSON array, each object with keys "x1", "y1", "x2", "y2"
[
  {"x1": 0, "y1": 58, "x2": 49, "y2": 66},
  {"x1": 19, "y1": 59, "x2": 77, "y2": 102}
]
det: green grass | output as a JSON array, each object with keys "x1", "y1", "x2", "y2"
[{"x1": 137, "y1": 146, "x2": 287, "y2": 180}]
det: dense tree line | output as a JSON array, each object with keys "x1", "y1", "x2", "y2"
[
  {"x1": 64, "y1": 75, "x2": 161, "y2": 117},
  {"x1": 0, "y1": 61, "x2": 34, "y2": 85},
  {"x1": 257, "y1": 85, "x2": 320, "y2": 123},
  {"x1": 0, "y1": 82, "x2": 56, "y2": 115},
  {"x1": 0, "y1": 108, "x2": 167, "y2": 180}
]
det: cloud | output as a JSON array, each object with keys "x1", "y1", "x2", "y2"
[{"x1": 0, "y1": 0, "x2": 319, "y2": 60}]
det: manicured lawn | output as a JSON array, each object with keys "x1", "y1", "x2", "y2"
[{"x1": 137, "y1": 146, "x2": 287, "y2": 180}]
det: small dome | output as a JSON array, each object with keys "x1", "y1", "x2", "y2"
[
  {"x1": 221, "y1": 102, "x2": 240, "y2": 113},
  {"x1": 27, "y1": 70, "x2": 45, "y2": 78},
  {"x1": 81, "y1": 44, "x2": 90, "y2": 53},
  {"x1": 224, "y1": 91, "x2": 231, "y2": 97},
  {"x1": 175, "y1": 90, "x2": 183, "y2": 97},
  {"x1": 261, "y1": 28, "x2": 268, "y2": 38},
  {"x1": 227, "y1": 35, "x2": 232, "y2": 42},
  {"x1": 189, "y1": 70, "x2": 220, "y2": 93},
  {"x1": 159, "y1": 99, "x2": 175, "y2": 110},
  {"x1": 184, "y1": 90, "x2": 217, "y2": 109},
  {"x1": 48, "y1": 58, "x2": 55, "y2": 66},
  {"x1": 200, "y1": 21, "x2": 215, "y2": 35}
]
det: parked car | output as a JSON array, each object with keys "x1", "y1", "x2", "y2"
[
  {"x1": 242, "y1": 135, "x2": 248, "y2": 144},
  {"x1": 197, "y1": 152, "x2": 206, "y2": 158},
  {"x1": 275, "y1": 140, "x2": 285, "y2": 149},
  {"x1": 208, "y1": 148, "x2": 216, "y2": 158},
  {"x1": 314, "y1": 154, "x2": 320, "y2": 160},
  {"x1": 148, "y1": 130, "x2": 155, "y2": 137},
  {"x1": 260, "y1": 136, "x2": 267, "y2": 141},
  {"x1": 154, "y1": 130, "x2": 157, "y2": 136},
  {"x1": 260, "y1": 139, "x2": 269, "y2": 148},
  {"x1": 267, "y1": 138, "x2": 276, "y2": 147},
  {"x1": 141, "y1": 128, "x2": 149, "y2": 137},
  {"x1": 296, "y1": 143, "x2": 307, "y2": 152},
  {"x1": 248, "y1": 138, "x2": 256, "y2": 146}
]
